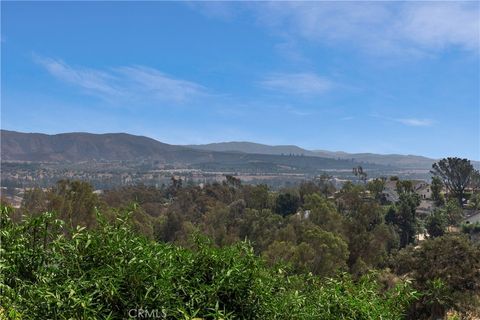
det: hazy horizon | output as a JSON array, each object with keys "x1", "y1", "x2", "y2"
[
  {"x1": 2, "y1": 128, "x2": 479, "y2": 161},
  {"x1": 2, "y1": 2, "x2": 479, "y2": 160}
]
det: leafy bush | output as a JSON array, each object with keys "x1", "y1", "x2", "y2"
[
  {"x1": 394, "y1": 234, "x2": 480, "y2": 318},
  {"x1": 1, "y1": 204, "x2": 417, "y2": 319}
]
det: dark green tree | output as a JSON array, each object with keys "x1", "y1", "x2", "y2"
[
  {"x1": 274, "y1": 192, "x2": 300, "y2": 216},
  {"x1": 315, "y1": 173, "x2": 336, "y2": 197},
  {"x1": 425, "y1": 210, "x2": 447, "y2": 238},
  {"x1": 242, "y1": 184, "x2": 269, "y2": 210},
  {"x1": 166, "y1": 176, "x2": 183, "y2": 198},
  {"x1": 224, "y1": 175, "x2": 241, "y2": 188},
  {"x1": 431, "y1": 157, "x2": 474, "y2": 206},
  {"x1": 443, "y1": 199, "x2": 464, "y2": 226},
  {"x1": 367, "y1": 178, "x2": 386, "y2": 202},
  {"x1": 345, "y1": 201, "x2": 397, "y2": 274},
  {"x1": 396, "y1": 180, "x2": 414, "y2": 195},
  {"x1": 430, "y1": 176, "x2": 444, "y2": 206},
  {"x1": 394, "y1": 234, "x2": 480, "y2": 319},
  {"x1": 21, "y1": 187, "x2": 48, "y2": 216},
  {"x1": 469, "y1": 192, "x2": 480, "y2": 210},
  {"x1": 304, "y1": 193, "x2": 344, "y2": 234},
  {"x1": 298, "y1": 181, "x2": 320, "y2": 204},
  {"x1": 386, "y1": 193, "x2": 420, "y2": 248},
  {"x1": 47, "y1": 180, "x2": 101, "y2": 229}
]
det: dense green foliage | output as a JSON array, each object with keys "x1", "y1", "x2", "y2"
[
  {"x1": 424, "y1": 209, "x2": 447, "y2": 238},
  {"x1": 394, "y1": 234, "x2": 480, "y2": 318},
  {"x1": 1, "y1": 205, "x2": 418, "y2": 319},
  {"x1": 431, "y1": 157, "x2": 475, "y2": 206},
  {"x1": 3, "y1": 157, "x2": 480, "y2": 319}
]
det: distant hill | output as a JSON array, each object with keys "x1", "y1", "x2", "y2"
[
  {"x1": 3, "y1": 130, "x2": 474, "y2": 173},
  {"x1": 313, "y1": 151, "x2": 438, "y2": 169},
  {"x1": 186, "y1": 142, "x2": 318, "y2": 157},
  {"x1": 1, "y1": 130, "x2": 195, "y2": 163},
  {"x1": 187, "y1": 142, "x2": 437, "y2": 169},
  {"x1": 0, "y1": 130, "x2": 376, "y2": 173}
]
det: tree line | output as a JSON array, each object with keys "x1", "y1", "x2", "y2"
[{"x1": 1, "y1": 157, "x2": 479, "y2": 319}]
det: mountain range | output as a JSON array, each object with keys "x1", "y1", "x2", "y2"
[
  {"x1": 1, "y1": 130, "x2": 201, "y2": 163},
  {"x1": 0, "y1": 130, "x2": 461, "y2": 172},
  {"x1": 186, "y1": 142, "x2": 437, "y2": 169},
  {"x1": 0, "y1": 130, "x2": 374, "y2": 173}
]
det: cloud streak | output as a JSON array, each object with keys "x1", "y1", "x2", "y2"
[
  {"x1": 372, "y1": 113, "x2": 435, "y2": 127},
  {"x1": 395, "y1": 118, "x2": 434, "y2": 127},
  {"x1": 35, "y1": 56, "x2": 208, "y2": 105},
  {"x1": 36, "y1": 56, "x2": 119, "y2": 98},
  {"x1": 399, "y1": 2, "x2": 479, "y2": 51},
  {"x1": 115, "y1": 66, "x2": 208, "y2": 103},
  {"x1": 260, "y1": 72, "x2": 332, "y2": 96},
  {"x1": 193, "y1": 2, "x2": 479, "y2": 56}
]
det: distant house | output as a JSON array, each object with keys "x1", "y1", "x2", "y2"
[
  {"x1": 413, "y1": 181, "x2": 431, "y2": 200},
  {"x1": 383, "y1": 180, "x2": 432, "y2": 207},
  {"x1": 380, "y1": 180, "x2": 434, "y2": 215},
  {"x1": 382, "y1": 180, "x2": 399, "y2": 203}
]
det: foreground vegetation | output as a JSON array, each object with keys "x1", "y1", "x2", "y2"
[
  {"x1": 1, "y1": 157, "x2": 480, "y2": 319},
  {"x1": 1, "y1": 205, "x2": 417, "y2": 319}
]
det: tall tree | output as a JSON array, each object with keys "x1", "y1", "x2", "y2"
[
  {"x1": 274, "y1": 192, "x2": 300, "y2": 216},
  {"x1": 425, "y1": 209, "x2": 447, "y2": 238},
  {"x1": 394, "y1": 234, "x2": 480, "y2": 318},
  {"x1": 224, "y1": 175, "x2": 241, "y2": 189},
  {"x1": 386, "y1": 193, "x2": 420, "y2": 248},
  {"x1": 430, "y1": 176, "x2": 445, "y2": 206},
  {"x1": 396, "y1": 180, "x2": 414, "y2": 195},
  {"x1": 443, "y1": 199, "x2": 464, "y2": 226},
  {"x1": 367, "y1": 178, "x2": 386, "y2": 202},
  {"x1": 47, "y1": 180, "x2": 101, "y2": 229},
  {"x1": 316, "y1": 174, "x2": 336, "y2": 197},
  {"x1": 21, "y1": 187, "x2": 48, "y2": 216},
  {"x1": 431, "y1": 157, "x2": 474, "y2": 206},
  {"x1": 353, "y1": 166, "x2": 367, "y2": 184}
]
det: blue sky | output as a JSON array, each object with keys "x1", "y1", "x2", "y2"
[{"x1": 1, "y1": 2, "x2": 479, "y2": 159}]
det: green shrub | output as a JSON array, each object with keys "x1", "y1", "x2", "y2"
[{"x1": 0, "y1": 204, "x2": 417, "y2": 319}]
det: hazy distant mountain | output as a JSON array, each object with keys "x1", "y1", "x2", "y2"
[
  {"x1": 187, "y1": 142, "x2": 438, "y2": 169},
  {"x1": 1, "y1": 130, "x2": 189, "y2": 163},
  {"x1": 0, "y1": 130, "x2": 373, "y2": 172},
  {"x1": 4, "y1": 130, "x2": 473, "y2": 172},
  {"x1": 186, "y1": 142, "x2": 318, "y2": 157}
]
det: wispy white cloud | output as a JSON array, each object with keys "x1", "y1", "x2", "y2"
[
  {"x1": 398, "y1": 2, "x2": 479, "y2": 51},
  {"x1": 35, "y1": 56, "x2": 120, "y2": 98},
  {"x1": 264, "y1": 2, "x2": 479, "y2": 54},
  {"x1": 260, "y1": 72, "x2": 332, "y2": 96},
  {"x1": 35, "y1": 56, "x2": 208, "y2": 105},
  {"x1": 372, "y1": 113, "x2": 435, "y2": 127},
  {"x1": 115, "y1": 66, "x2": 208, "y2": 103},
  {"x1": 395, "y1": 118, "x2": 434, "y2": 127},
  {"x1": 193, "y1": 2, "x2": 479, "y2": 56}
]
